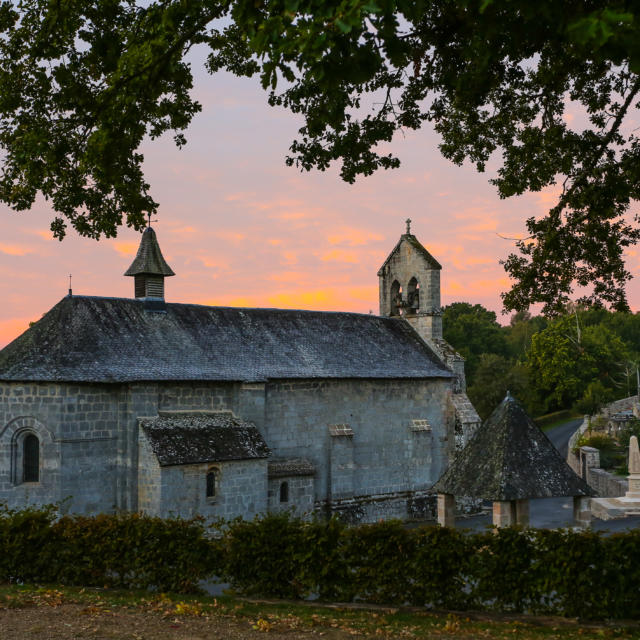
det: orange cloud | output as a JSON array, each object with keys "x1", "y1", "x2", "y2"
[
  {"x1": 327, "y1": 228, "x2": 384, "y2": 247},
  {"x1": 348, "y1": 285, "x2": 378, "y2": 301},
  {"x1": 213, "y1": 230, "x2": 246, "y2": 244},
  {"x1": 267, "y1": 289, "x2": 341, "y2": 309},
  {"x1": 197, "y1": 296, "x2": 259, "y2": 308},
  {"x1": 225, "y1": 192, "x2": 254, "y2": 202},
  {"x1": 445, "y1": 280, "x2": 465, "y2": 293},
  {"x1": 198, "y1": 256, "x2": 230, "y2": 270},
  {"x1": 281, "y1": 251, "x2": 298, "y2": 266},
  {"x1": 113, "y1": 242, "x2": 138, "y2": 257},
  {"x1": 320, "y1": 249, "x2": 359, "y2": 264},
  {"x1": 269, "y1": 271, "x2": 307, "y2": 283},
  {"x1": 469, "y1": 277, "x2": 511, "y2": 291},
  {"x1": 268, "y1": 210, "x2": 311, "y2": 220},
  {"x1": 0, "y1": 243, "x2": 32, "y2": 256},
  {"x1": 0, "y1": 316, "x2": 33, "y2": 346},
  {"x1": 536, "y1": 185, "x2": 562, "y2": 209}
]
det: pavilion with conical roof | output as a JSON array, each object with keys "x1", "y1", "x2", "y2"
[{"x1": 434, "y1": 392, "x2": 595, "y2": 528}]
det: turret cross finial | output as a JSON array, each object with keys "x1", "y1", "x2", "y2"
[{"x1": 405, "y1": 218, "x2": 411, "y2": 234}]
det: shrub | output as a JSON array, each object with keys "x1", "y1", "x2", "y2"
[
  {"x1": 3, "y1": 506, "x2": 640, "y2": 620},
  {"x1": 0, "y1": 505, "x2": 216, "y2": 592}
]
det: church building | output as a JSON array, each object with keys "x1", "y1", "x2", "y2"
[{"x1": 0, "y1": 222, "x2": 479, "y2": 522}]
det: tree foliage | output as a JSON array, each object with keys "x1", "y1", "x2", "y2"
[
  {"x1": 442, "y1": 302, "x2": 508, "y2": 382},
  {"x1": 1, "y1": 1, "x2": 640, "y2": 311},
  {"x1": 444, "y1": 301, "x2": 638, "y2": 418}
]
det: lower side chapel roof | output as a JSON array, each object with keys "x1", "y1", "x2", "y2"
[
  {"x1": 140, "y1": 413, "x2": 269, "y2": 466},
  {"x1": 0, "y1": 295, "x2": 453, "y2": 383}
]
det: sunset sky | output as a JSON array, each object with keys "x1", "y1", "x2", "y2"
[{"x1": 2, "y1": 51, "x2": 640, "y2": 349}]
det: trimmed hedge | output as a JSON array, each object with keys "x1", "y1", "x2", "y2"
[
  {"x1": 0, "y1": 504, "x2": 215, "y2": 592},
  {"x1": 3, "y1": 506, "x2": 640, "y2": 619}
]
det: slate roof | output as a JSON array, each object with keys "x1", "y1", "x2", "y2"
[
  {"x1": 140, "y1": 413, "x2": 269, "y2": 466},
  {"x1": 0, "y1": 295, "x2": 453, "y2": 383},
  {"x1": 377, "y1": 234, "x2": 442, "y2": 275},
  {"x1": 268, "y1": 458, "x2": 316, "y2": 478},
  {"x1": 433, "y1": 393, "x2": 594, "y2": 500},
  {"x1": 124, "y1": 227, "x2": 175, "y2": 277}
]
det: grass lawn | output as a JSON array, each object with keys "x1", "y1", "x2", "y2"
[{"x1": 0, "y1": 583, "x2": 638, "y2": 639}]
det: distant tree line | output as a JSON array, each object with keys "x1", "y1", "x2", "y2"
[{"x1": 443, "y1": 303, "x2": 640, "y2": 420}]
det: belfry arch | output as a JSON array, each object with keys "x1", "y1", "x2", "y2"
[
  {"x1": 390, "y1": 280, "x2": 403, "y2": 316},
  {"x1": 407, "y1": 277, "x2": 420, "y2": 313}
]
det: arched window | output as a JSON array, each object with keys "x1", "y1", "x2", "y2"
[
  {"x1": 23, "y1": 434, "x2": 39, "y2": 483},
  {"x1": 407, "y1": 277, "x2": 420, "y2": 312},
  {"x1": 279, "y1": 481, "x2": 289, "y2": 503},
  {"x1": 390, "y1": 280, "x2": 403, "y2": 316},
  {"x1": 206, "y1": 469, "x2": 217, "y2": 498}
]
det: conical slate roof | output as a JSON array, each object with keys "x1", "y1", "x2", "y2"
[
  {"x1": 433, "y1": 393, "x2": 594, "y2": 500},
  {"x1": 124, "y1": 227, "x2": 175, "y2": 277}
]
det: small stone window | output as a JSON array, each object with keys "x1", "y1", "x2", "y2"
[
  {"x1": 279, "y1": 481, "x2": 289, "y2": 503},
  {"x1": 23, "y1": 434, "x2": 39, "y2": 483},
  {"x1": 206, "y1": 468, "x2": 218, "y2": 499}
]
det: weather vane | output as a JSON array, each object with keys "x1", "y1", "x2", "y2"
[{"x1": 147, "y1": 212, "x2": 158, "y2": 228}]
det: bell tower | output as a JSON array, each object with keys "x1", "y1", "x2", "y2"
[{"x1": 377, "y1": 219, "x2": 443, "y2": 342}]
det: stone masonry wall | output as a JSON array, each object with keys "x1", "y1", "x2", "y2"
[
  {"x1": 264, "y1": 378, "x2": 454, "y2": 522},
  {"x1": 378, "y1": 241, "x2": 441, "y2": 317},
  {"x1": 267, "y1": 476, "x2": 315, "y2": 515},
  {"x1": 587, "y1": 467, "x2": 628, "y2": 498},
  {"x1": 137, "y1": 428, "x2": 161, "y2": 514},
  {"x1": 1, "y1": 378, "x2": 453, "y2": 523},
  {"x1": 157, "y1": 459, "x2": 268, "y2": 521},
  {"x1": 0, "y1": 382, "x2": 123, "y2": 513}
]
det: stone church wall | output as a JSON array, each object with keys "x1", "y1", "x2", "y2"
[
  {"x1": 0, "y1": 382, "x2": 122, "y2": 514},
  {"x1": 1, "y1": 377, "x2": 454, "y2": 522},
  {"x1": 264, "y1": 377, "x2": 454, "y2": 522},
  {"x1": 267, "y1": 476, "x2": 315, "y2": 515},
  {"x1": 157, "y1": 459, "x2": 268, "y2": 520}
]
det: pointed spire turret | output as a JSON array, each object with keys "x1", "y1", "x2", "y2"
[{"x1": 124, "y1": 227, "x2": 175, "y2": 300}]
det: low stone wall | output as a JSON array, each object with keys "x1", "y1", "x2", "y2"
[
  {"x1": 601, "y1": 395, "x2": 639, "y2": 418},
  {"x1": 587, "y1": 467, "x2": 628, "y2": 498},
  {"x1": 567, "y1": 416, "x2": 589, "y2": 475}
]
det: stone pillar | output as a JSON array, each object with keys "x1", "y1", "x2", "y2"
[
  {"x1": 492, "y1": 500, "x2": 516, "y2": 528},
  {"x1": 579, "y1": 446, "x2": 600, "y2": 480},
  {"x1": 573, "y1": 496, "x2": 592, "y2": 529},
  {"x1": 625, "y1": 435, "x2": 640, "y2": 499},
  {"x1": 515, "y1": 499, "x2": 530, "y2": 526},
  {"x1": 437, "y1": 493, "x2": 456, "y2": 527}
]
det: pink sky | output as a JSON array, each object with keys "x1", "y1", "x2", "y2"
[{"x1": 2, "y1": 61, "x2": 640, "y2": 349}]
